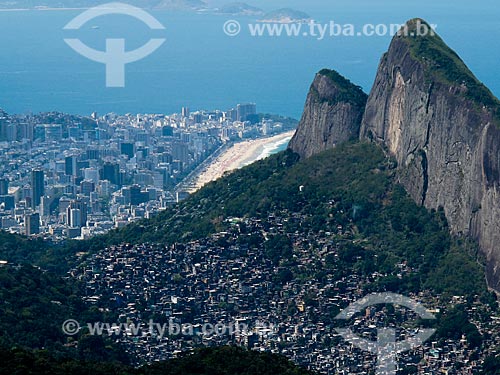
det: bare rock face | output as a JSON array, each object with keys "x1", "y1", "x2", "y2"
[
  {"x1": 360, "y1": 19, "x2": 500, "y2": 290},
  {"x1": 288, "y1": 69, "x2": 367, "y2": 159}
]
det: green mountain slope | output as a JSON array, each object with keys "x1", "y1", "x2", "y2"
[
  {"x1": 315, "y1": 69, "x2": 367, "y2": 107},
  {"x1": 403, "y1": 19, "x2": 500, "y2": 115},
  {"x1": 79, "y1": 142, "x2": 487, "y2": 297},
  {"x1": 0, "y1": 265, "x2": 127, "y2": 363}
]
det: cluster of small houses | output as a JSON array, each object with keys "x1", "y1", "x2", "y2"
[{"x1": 71, "y1": 213, "x2": 500, "y2": 374}]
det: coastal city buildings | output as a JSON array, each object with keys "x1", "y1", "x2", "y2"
[{"x1": 0, "y1": 104, "x2": 296, "y2": 240}]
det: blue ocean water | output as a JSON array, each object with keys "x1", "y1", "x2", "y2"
[{"x1": 0, "y1": 0, "x2": 499, "y2": 118}]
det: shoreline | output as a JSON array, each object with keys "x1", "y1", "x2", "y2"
[{"x1": 189, "y1": 131, "x2": 295, "y2": 192}]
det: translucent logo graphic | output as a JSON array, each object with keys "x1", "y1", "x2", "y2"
[
  {"x1": 63, "y1": 2, "x2": 166, "y2": 87},
  {"x1": 335, "y1": 293, "x2": 436, "y2": 375}
]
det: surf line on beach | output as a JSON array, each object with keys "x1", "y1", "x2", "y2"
[
  {"x1": 240, "y1": 133, "x2": 294, "y2": 169},
  {"x1": 191, "y1": 130, "x2": 295, "y2": 192}
]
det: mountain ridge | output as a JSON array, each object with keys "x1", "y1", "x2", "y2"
[
  {"x1": 288, "y1": 18, "x2": 500, "y2": 292},
  {"x1": 258, "y1": 8, "x2": 311, "y2": 23},
  {"x1": 216, "y1": 2, "x2": 264, "y2": 16}
]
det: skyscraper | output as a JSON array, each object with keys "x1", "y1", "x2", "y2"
[
  {"x1": 0, "y1": 178, "x2": 8, "y2": 195},
  {"x1": 192, "y1": 113, "x2": 203, "y2": 124},
  {"x1": 25, "y1": 213, "x2": 40, "y2": 236},
  {"x1": 69, "y1": 208, "x2": 82, "y2": 228},
  {"x1": 80, "y1": 180, "x2": 95, "y2": 196},
  {"x1": 65, "y1": 156, "x2": 77, "y2": 176},
  {"x1": 237, "y1": 103, "x2": 257, "y2": 122},
  {"x1": 226, "y1": 108, "x2": 238, "y2": 122},
  {"x1": 120, "y1": 142, "x2": 135, "y2": 159},
  {"x1": 66, "y1": 200, "x2": 87, "y2": 228},
  {"x1": 130, "y1": 185, "x2": 145, "y2": 206},
  {"x1": 0, "y1": 111, "x2": 9, "y2": 141},
  {"x1": 31, "y1": 170, "x2": 44, "y2": 209},
  {"x1": 172, "y1": 142, "x2": 189, "y2": 164},
  {"x1": 102, "y1": 163, "x2": 121, "y2": 186}
]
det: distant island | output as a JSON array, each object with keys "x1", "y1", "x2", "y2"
[
  {"x1": 258, "y1": 8, "x2": 312, "y2": 23},
  {"x1": 0, "y1": 0, "x2": 208, "y2": 10},
  {"x1": 216, "y1": 2, "x2": 264, "y2": 16},
  {"x1": 0, "y1": 0, "x2": 311, "y2": 23},
  {"x1": 0, "y1": 1, "x2": 312, "y2": 20}
]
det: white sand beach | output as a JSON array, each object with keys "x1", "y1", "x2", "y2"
[{"x1": 190, "y1": 131, "x2": 295, "y2": 192}]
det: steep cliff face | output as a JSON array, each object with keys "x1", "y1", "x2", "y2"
[
  {"x1": 360, "y1": 19, "x2": 500, "y2": 290},
  {"x1": 288, "y1": 69, "x2": 367, "y2": 159}
]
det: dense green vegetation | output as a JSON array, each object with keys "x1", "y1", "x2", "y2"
[
  {"x1": 403, "y1": 19, "x2": 500, "y2": 123},
  {"x1": 0, "y1": 231, "x2": 75, "y2": 273},
  {"x1": 482, "y1": 356, "x2": 500, "y2": 375},
  {"x1": 0, "y1": 346, "x2": 314, "y2": 375},
  {"x1": 0, "y1": 265, "x2": 79, "y2": 350},
  {"x1": 0, "y1": 265, "x2": 126, "y2": 363},
  {"x1": 315, "y1": 69, "x2": 368, "y2": 107},
  {"x1": 436, "y1": 305, "x2": 483, "y2": 348}
]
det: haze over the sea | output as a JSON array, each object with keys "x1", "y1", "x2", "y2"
[{"x1": 0, "y1": 0, "x2": 498, "y2": 118}]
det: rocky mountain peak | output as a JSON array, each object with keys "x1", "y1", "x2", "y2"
[
  {"x1": 360, "y1": 19, "x2": 500, "y2": 290},
  {"x1": 288, "y1": 69, "x2": 367, "y2": 159}
]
